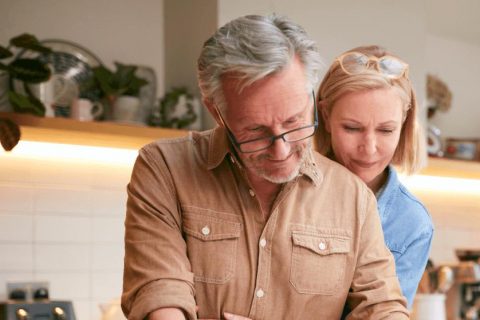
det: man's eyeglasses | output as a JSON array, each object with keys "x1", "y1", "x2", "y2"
[
  {"x1": 336, "y1": 51, "x2": 409, "y2": 79},
  {"x1": 218, "y1": 91, "x2": 318, "y2": 153}
]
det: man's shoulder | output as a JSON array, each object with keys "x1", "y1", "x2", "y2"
[
  {"x1": 312, "y1": 152, "x2": 369, "y2": 191},
  {"x1": 141, "y1": 129, "x2": 213, "y2": 155}
]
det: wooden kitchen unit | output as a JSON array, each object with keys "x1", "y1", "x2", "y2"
[{"x1": 1, "y1": 111, "x2": 188, "y2": 149}]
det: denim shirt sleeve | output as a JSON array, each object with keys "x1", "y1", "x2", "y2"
[
  {"x1": 393, "y1": 227, "x2": 433, "y2": 307},
  {"x1": 377, "y1": 166, "x2": 434, "y2": 309}
]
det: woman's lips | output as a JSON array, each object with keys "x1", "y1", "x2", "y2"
[{"x1": 353, "y1": 160, "x2": 377, "y2": 168}]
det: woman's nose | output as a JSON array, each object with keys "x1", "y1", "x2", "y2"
[{"x1": 360, "y1": 133, "x2": 377, "y2": 155}]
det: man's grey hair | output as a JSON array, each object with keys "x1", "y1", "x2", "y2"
[{"x1": 197, "y1": 14, "x2": 323, "y2": 111}]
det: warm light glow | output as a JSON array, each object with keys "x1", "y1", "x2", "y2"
[
  {"x1": 0, "y1": 141, "x2": 138, "y2": 165},
  {"x1": 399, "y1": 174, "x2": 480, "y2": 195}
]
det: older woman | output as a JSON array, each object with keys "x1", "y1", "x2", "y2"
[{"x1": 316, "y1": 45, "x2": 433, "y2": 308}]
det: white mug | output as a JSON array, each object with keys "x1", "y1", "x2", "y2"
[
  {"x1": 70, "y1": 98, "x2": 103, "y2": 121},
  {"x1": 411, "y1": 293, "x2": 446, "y2": 320}
]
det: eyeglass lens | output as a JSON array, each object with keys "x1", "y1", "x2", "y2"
[
  {"x1": 340, "y1": 52, "x2": 406, "y2": 78},
  {"x1": 239, "y1": 126, "x2": 315, "y2": 153}
]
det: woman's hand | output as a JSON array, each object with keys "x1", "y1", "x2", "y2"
[{"x1": 199, "y1": 312, "x2": 252, "y2": 320}]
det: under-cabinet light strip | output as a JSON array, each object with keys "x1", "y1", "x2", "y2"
[
  {"x1": 399, "y1": 174, "x2": 480, "y2": 195},
  {"x1": 2, "y1": 141, "x2": 480, "y2": 194}
]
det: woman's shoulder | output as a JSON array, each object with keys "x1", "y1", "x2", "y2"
[{"x1": 382, "y1": 168, "x2": 433, "y2": 233}]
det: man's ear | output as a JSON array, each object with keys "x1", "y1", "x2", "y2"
[
  {"x1": 319, "y1": 100, "x2": 331, "y2": 133},
  {"x1": 203, "y1": 98, "x2": 224, "y2": 127}
]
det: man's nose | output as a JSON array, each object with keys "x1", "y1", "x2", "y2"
[{"x1": 269, "y1": 136, "x2": 291, "y2": 159}]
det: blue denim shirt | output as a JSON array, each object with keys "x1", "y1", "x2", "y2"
[{"x1": 376, "y1": 166, "x2": 434, "y2": 308}]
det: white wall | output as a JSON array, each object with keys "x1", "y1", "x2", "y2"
[
  {"x1": 0, "y1": 0, "x2": 165, "y2": 97},
  {"x1": 218, "y1": 0, "x2": 428, "y2": 125},
  {"x1": 0, "y1": 150, "x2": 132, "y2": 320},
  {"x1": 426, "y1": 34, "x2": 480, "y2": 139}
]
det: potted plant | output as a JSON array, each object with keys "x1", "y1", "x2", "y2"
[
  {"x1": 92, "y1": 62, "x2": 148, "y2": 122},
  {"x1": 149, "y1": 87, "x2": 199, "y2": 130},
  {"x1": 0, "y1": 33, "x2": 53, "y2": 151}
]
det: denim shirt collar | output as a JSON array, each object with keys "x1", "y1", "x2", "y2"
[{"x1": 376, "y1": 165, "x2": 400, "y2": 222}]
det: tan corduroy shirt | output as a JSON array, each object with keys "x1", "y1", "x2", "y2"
[{"x1": 122, "y1": 127, "x2": 409, "y2": 320}]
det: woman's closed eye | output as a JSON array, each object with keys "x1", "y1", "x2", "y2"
[
  {"x1": 377, "y1": 127, "x2": 396, "y2": 134},
  {"x1": 343, "y1": 125, "x2": 362, "y2": 132}
]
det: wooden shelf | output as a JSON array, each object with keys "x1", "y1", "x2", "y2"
[
  {"x1": 2, "y1": 112, "x2": 480, "y2": 179},
  {"x1": 0, "y1": 112, "x2": 188, "y2": 149}
]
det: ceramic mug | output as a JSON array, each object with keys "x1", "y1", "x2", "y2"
[
  {"x1": 411, "y1": 293, "x2": 446, "y2": 320},
  {"x1": 70, "y1": 98, "x2": 103, "y2": 121}
]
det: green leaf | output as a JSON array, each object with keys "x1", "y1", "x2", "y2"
[
  {"x1": 8, "y1": 58, "x2": 51, "y2": 83},
  {"x1": 113, "y1": 62, "x2": 136, "y2": 91},
  {"x1": 124, "y1": 76, "x2": 148, "y2": 96},
  {"x1": 93, "y1": 65, "x2": 115, "y2": 96},
  {"x1": 10, "y1": 33, "x2": 52, "y2": 54},
  {"x1": 0, "y1": 46, "x2": 13, "y2": 59},
  {"x1": 8, "y1": 91, "x2": 46, "y2": 116}
]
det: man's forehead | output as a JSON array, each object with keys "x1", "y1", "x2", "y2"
[{"x1": 221, "y1": 56, "x2": 306, "y2": 97}]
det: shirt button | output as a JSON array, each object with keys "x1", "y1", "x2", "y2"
[
  {"x1": 318, "y1": 241, "x2": 326, "y2": 250},
  {"x1": 259, "y1": 238, "x2": 267, "y2": 247},
  {"x1": 256, "y1": 289, "x2": 264, "y2": 298},
  {"x1": 201, "y1": 226, "x2": 210, "y2": 235},
  {"x1": 249, "y1": 189, "x2": 255, "y2": 197}
]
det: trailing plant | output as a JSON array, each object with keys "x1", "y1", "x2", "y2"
[
  {"x1": 0, "y1": 33, "x2": 53, "y2": 151},
  {"x1": 0, "y1": 33, "x2": 53, "y2": 116}
]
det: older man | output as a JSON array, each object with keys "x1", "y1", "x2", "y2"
[{"x1": 122, "y1": 14, "x2": 409, "y2": 320}]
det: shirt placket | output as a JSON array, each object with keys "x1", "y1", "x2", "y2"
[{"x1": 248, "y1": 181, "x2": 296, "y2": 320}]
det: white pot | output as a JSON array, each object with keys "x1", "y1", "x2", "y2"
[{"x1": 112, "y1": 96, "x2": 141, "y2": 123}]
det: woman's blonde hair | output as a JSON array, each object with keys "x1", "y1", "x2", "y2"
[{"x1": 316, "y1": 45, "x2": 423, "y2": 174}]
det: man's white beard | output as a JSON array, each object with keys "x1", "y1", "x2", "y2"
[{"x1": 253, "y1": 141, "x2": 312, "y2": 184}]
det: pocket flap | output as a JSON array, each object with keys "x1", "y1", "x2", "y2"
[
  {"x1": 184, "y1": 215, "x2": 241, "y2": 241},
  {"x1": 292, "y1": 231, "x2": 350, "y2": 255}
]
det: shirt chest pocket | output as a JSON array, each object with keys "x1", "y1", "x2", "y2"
[
  {"x1": 290, "y1": 231, "x2": 350, "y2": 295},
  {"x1": 183, "y1": 212, "x2": 241, "y2": 284}
]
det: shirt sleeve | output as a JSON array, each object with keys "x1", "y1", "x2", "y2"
[
  {"x1": 395, "y1": 227, "x2": 434, "y2": 308},
  {"x1": 347, "y1": 190, "x2": 410, "y2": 319},
  {"x1": 121, "y1": 146, "x2": 197, "y2": 320}
]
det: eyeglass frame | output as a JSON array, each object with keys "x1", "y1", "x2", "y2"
[
  {"x1": 215, "y1": 90, "x2": 318, "y2": 153},
  {"x1": 336, "y1": 51, "x2": 409, "y2": 79}
]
